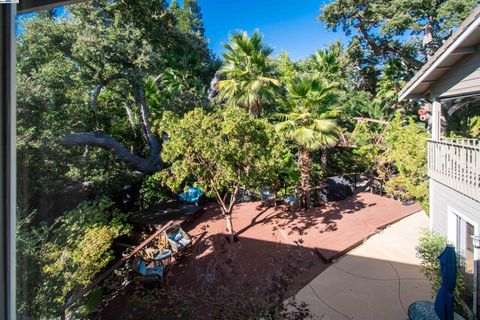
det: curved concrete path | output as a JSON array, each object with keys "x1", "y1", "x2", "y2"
[{"x1": 290, "y1": 211, "x2": 433, "y2": 320}]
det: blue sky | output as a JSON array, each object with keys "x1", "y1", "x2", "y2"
[
  {"x1": 200, "y1": 0, "x2": 347, "y2": 60},
  {"x1": 17, "y1": 1, "x2": 348, "y2": 61}
]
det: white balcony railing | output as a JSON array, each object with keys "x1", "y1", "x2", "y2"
[{"x1": 427, "y1": 138, "x2": 480, "y2": 201}]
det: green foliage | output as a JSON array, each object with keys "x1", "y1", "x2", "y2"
[
  {"x1": 319, "y1": 0, "x2": 477, "y2": 94},
  {"x1": 17, "y1": 198, "x2": 131, "y2": 319},
  {"x1": 417, "y1": 230, "x2": 473, "y2": 319},
  {"x1": 469, "y1": 116, "x2": 480, "y2": 138},
  {"x1": 445, "y1": 103, "x2": 480, "y2": 138},
  {"x1": 140, "y1": 172, "x2": 169, "y2": 207},
  {"x1": 275, "y1": 77, "x2": 340, "y2": 151},
  {"x1": 16, "y1": 0, "x2": 216, "y2": 217},
  {"x1": 381, "y1": 113, "x2": 429, "y2": 209},
  {"x1": 217, "y1": 31, "x2": 280, "y2": 115},
  {"x1": 160, "y1": 107, "x2": 285, "y2": 212},
  {"x1": 308, "y1": 42, "x2": 344, "y2": 83},
  {"x1": 319, "y1": 0, "x2": 477, "y2": 67}
]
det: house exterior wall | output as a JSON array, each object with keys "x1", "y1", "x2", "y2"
[
  {"x1": 430, "y1": 179, "x2": 480, "y2": 236},
  {"x1": 430, "y1": 46, "x2": 480, "y2": 98}
]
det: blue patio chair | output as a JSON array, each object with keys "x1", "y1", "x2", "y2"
[
  {"x1": 132, "y1": 256, "x2": 164, "y2": 281},
  {"x1": 179, "y1": 186, "x2": 204, "y2": 205},
  {"x1": 163, "y1": 225, "x2": 192, "y2": 255}
]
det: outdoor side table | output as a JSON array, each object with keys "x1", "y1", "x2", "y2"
[{"x1": 408, "y1": 301, "x2": 465, "y2": 320}]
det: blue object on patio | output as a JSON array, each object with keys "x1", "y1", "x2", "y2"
[
  {"x1": 285, "y1": 195, "x2": 297, "y2": 204},
  {"x1": 153, "y1": 249, "x2": 172, "y2": 261},
  {"x1": 163, "y1": 225, "x2": 192, "y2": 254},
  {"x1": 179, "y1": 186, "x2": 203, "y2": 205},
  {"x1": 408, "y1": 245, "x2": 464, "y2": 320},
  {"x1": 435, "y1": 245, "x2": 457, "y2": 320},
  {"x1": 408, "y1": 301, "x2": 464, "y2": 320},
  {"x1": 133, "y1": 257, "x2": 164, "y2": 280}
]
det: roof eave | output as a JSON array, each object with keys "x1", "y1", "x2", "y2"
[{"x1": 398, "y1": 5, "x2": 480, "y2": 102}]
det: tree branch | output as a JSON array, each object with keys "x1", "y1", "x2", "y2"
[
  {"x1": 91, "y1": 73, "x2": 128, "y2": 109},
  {"x1": 354, "y1": 16, "x2": 423, "y2": 70},
  {"x1": 61, "y1": 131, "x2": 161, "y2": 174}
]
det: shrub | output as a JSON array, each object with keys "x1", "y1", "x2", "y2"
[
  {"x1": 17, "y1": 197, "x2": 131, "y2": 319},
  {"x1": 416, "y1": 230, "x2": 473, "y2": 319},
  {"x1": 140, "y1": 172, "x2": 169, "y2": 207}
]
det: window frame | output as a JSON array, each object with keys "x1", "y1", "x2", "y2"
[{"x1": 1, "y1": 2, "x2": 89, "y2": 319}]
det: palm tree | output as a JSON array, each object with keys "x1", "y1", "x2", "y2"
[
  {"x1": 217, "y1": 31, "x2": 279, "y2": 115},
  {"x1": 275, "y1": 77, "x2": 340, "y2": 207},
  {"x1": 310, "y1": 44, "x2": 343, "y2": 82}
]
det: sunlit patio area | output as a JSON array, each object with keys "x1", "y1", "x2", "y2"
[
  {"x1": 291, "y1": 211, "x2": 432, "y2": 319},
  {"x1": 100, "y1": 192, "x2": 422, "y2": 318}
]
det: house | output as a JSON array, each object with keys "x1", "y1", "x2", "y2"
[{"x1": 399, "y1": 5, "x2": 480, "y2": 317}]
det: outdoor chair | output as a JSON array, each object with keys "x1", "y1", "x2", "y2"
[
  {"x1": 179, "y1": 186, "x2": 204, "y2": 205},
  {"x1": 140, "y1": 235, "x2": 173, "y2": 266},
  {"x1": 283, "y1": 187, "x2": 303, "y2": 213},
  {"x1": 235, "y1": 188, "x2": 252, "y2": 203},
  {"x1": 132, "y1": 256, "x2": 164, "y2": 281},
  {"x1": 261, "y1": 188, "x2": 277, "y2": 208},
  {"x1": 163, "y1": 225, "x2": 192, "y2": 255}
]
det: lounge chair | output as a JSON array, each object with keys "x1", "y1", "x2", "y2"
[
  {"x1": 163, "y1": 225, "x2": 192, "y2": 255},
  {"x1": 179, "y1": 186, "x2": 204, "y2": 205}
]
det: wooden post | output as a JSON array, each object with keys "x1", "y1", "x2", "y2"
[{"x1": 431, "y1": 99, "x2": 442, "y2": 140}]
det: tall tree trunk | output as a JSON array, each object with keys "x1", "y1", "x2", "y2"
[
  {"x1": 299, "y1": 147, "x2": 311, "y2": 209},
  {"x1": 61, "y1": 71, "x2": 162, "y2": 174},
  {"x1": 214, "y1": 187, "x2": 239, "y2": 243}
]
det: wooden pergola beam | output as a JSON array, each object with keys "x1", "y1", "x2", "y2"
[
  {"x1": 17, "y1": 0, "x2": 90, "y2": 14},
  {"x1": 353, "y1": 117, "x2": 391, "y2": 125}
]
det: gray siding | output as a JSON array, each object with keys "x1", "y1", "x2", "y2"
[
  {"x1": 430, "y1": 47, "x2": 480, "y2": 98},
  {"x1": 430, "y1": 179, "x2": 480, "y2": 236}
]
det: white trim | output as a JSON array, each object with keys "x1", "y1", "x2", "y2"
[
  {"x1": 429, "y1": 179, "x2": 434, "y2": 231},
  {"x1": 399, "y1": 15, "x2": 480, "y2": 101},
  {"x1": 447, "y1": 206, "x2": 479, "y2": 317}
]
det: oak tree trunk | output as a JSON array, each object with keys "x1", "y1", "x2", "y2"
[{"x1": 61, "y1": 71, "x2": 162, "y2": 174}]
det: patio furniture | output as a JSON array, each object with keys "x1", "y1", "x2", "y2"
[
  {"x1": 163, "y1": 225, "x2": 192, "y2": 255},
  {"x1": 408, "y1": 246, "x2": 464, "y2": 320},
  {"x1": 261, "y1": 188, "x2": 277, "y2": 208},
  {"x1": 132, "y1": 256, "x2": 164, "y2": 281},
  {"x1": 283, "y1": 187, "x2": 303, "y2": 212},
  {"x1": 141, "y1": 235, "x2": 173, "y2": 266},
  {"x1": 179, "y1": 186, "x2": 204, "y2": 205},
  {"x1": 408, "y1": 301, "x2": 464, "y2": 320},
  {"x1": 235, "y1": 188, "x2": 252, "y2": 203},
  {"x1": 325, "y1": 176, "x2": 353, "y2": 201}
]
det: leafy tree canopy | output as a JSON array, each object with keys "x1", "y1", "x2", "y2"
[
  {"x1": 159, "y1": 107, "x2": 285, "y2": 240},
  {"x1": 319, "y1": 0, "x2": 478, "y2": 91}
]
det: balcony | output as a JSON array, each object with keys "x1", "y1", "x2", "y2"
[{"x1": 427, "y1": 138, "x2": 480, "y2": 201}]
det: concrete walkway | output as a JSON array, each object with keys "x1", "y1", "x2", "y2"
[{"x1": 290, "y1": 211, "x2": 433, "y2": 320}]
